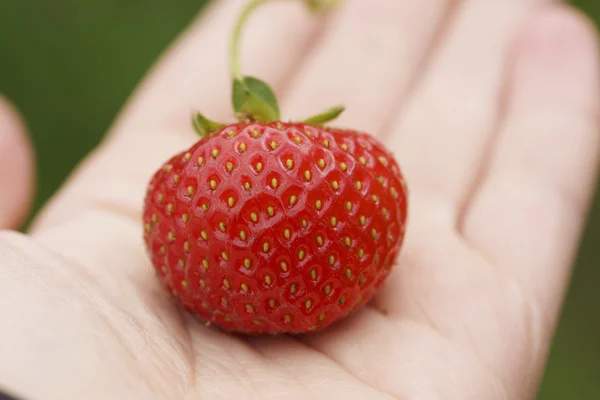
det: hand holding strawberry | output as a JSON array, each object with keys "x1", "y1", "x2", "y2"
[{"x1": 1, "y1": 0, "x2": 598, "y2": 399}]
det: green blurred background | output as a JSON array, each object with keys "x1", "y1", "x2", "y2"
[{"x1": 0, "y1": 1, "x2": 598, "y2": 398}]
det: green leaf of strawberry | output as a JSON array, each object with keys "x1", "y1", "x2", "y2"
[
  {"x1": 232, "y1": 77, "x2": 281, "y2": 122},
  {"x1": 193, "y1": 112, "x2": 226, "y2": 138},
  {"x1": 302, "y1": 105, "x2": 346, "y2": 126}
]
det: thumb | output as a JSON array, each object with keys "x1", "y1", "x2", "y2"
[{"x1": 0, "y1": 96, "x2": 35, "y2": 229}]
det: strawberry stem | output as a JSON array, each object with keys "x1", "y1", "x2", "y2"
[
  {"x1": 191, "y1": 0, "x2": 346, "y2": 134},
  {"x1": 230, "y1": 0, "x2": 282, "y2": 123},
  {"x1": 230, "y1": 0, "x2": 343, "y2": 81},
  {"x1": 229, "y1": 0, "x2": 271, "y2": 83}
]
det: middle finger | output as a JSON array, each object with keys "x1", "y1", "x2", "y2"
[{"x1": 282, "y1": 0, "x2": 459, "y2": 133}]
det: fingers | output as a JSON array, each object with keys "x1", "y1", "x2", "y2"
[
  {"x1": 462, "y1": 5, "x2": 600, "y2": 326},
  {"x1": 281, "y1": 0, "x2": 457, "y2": 133},
  {"x1": 31, "y1": 0, "x2": 324, "y2": 233},
  {"x1": 385, "y1": 0, "x2": 546, "y2": 224},
  {"x1": 0, "y1": 97, "x2": 35, "y2": 229}
]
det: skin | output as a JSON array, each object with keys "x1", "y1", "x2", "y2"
[{"x1": 0, "y1": 0, "x2": 599, "y2": 399}]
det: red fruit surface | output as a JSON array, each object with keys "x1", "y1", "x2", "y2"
[{"x1": 143, "y1": 122, "x2": 408, "y2": 334}]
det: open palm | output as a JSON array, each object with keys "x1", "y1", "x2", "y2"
[{"x1": 1, "y1": 1, "x2": 599, "y2": 399}]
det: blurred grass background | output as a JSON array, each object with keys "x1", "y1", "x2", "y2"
[{"x1": 0, "y1": 1, "x2": 598, "y2": 398}]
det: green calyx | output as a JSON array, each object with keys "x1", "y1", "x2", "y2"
[
  {"x1": 192, "y1": 0, "x2": 345, "y2": 137},
  {"x1": 232, "y1": 76, "x2": 281, "y2": 123},
  {"x1": 193, "y1": 112, "x2": 225, "y2": 138},
  {"x1": 302, "y1": 105, "x2": 345, "y2": 125}
]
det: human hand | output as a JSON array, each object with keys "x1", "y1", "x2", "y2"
[{"x1": 1, "y1": 1, "x2": 599, "y2": 399}]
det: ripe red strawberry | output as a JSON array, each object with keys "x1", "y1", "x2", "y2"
[
  {"x1": 143, "y1": 122, "x2": 407, "y2": 334},
  {"x1": 142, "y1": 0, "x2": 408, "y2": 334}
]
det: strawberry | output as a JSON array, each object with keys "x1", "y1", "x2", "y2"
[
  {"x1": 143, "y1": 121, "x2": 407, "y2": 334},
  {"x1": 142, "y1": 0, "x2": 408, "y2": 334}
]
